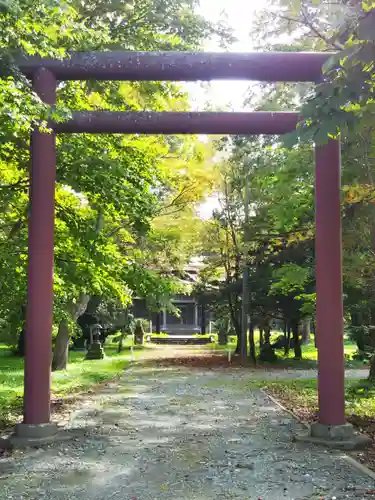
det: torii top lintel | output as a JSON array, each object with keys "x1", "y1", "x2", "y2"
[{"x1": 18, "y1": 51, "x2": 333, "y2": 82}]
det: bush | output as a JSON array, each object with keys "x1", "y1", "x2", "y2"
[{"x1": 347, "y1": 325, "x2": 375, "y2": 360}]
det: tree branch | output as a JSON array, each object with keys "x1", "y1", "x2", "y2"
[
  {"x1": 300, "y1": 7, "x2": 344, "y2": 50},
  {"x1": 269, "y1": 9, "x2": 344, "y2": 50}
]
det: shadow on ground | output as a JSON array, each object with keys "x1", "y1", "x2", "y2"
[{"x1": 140, "y1": 351, "x2": 338, "y2": 371}]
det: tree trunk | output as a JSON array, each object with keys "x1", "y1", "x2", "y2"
[
  {"x1": 235, "y1": 334, "x2": 240, "y2": 354},
  {"x1": 85, "y1": 295, "x2": 102, "y2": 315},
  {"x1": 369, "y1": 354, "x2": 375, "y2": 379},
  {"x1": 52, "y1": 319, "x2": 69, "y2": 371},
  {"x1": 264, "y1": 323, "x2": 271, "y2": 344},
  {"x1": 52, "y1": 293, "x2": 90, "y2": 371},
  {"x1": 201, "y1": 304, "x2": 206, "y2": 334},
  {"x1": 16, "y1": 328, "x2": 25, "y2": 357},
  {"x1": 292, "y1": 321, "x2": 302, "y2": 360},
  {"x1": 241, "y1": 259, "x2": 250, "y2": 364},
  {"x1": 284, "y1": 323, "x2": 291, "y2": 356},
  {"x1": 218, "y1": 326, "x2": 228, "y2": 345},
  {"x1": 118, "y1": 331, "x2": 128, "y2": 353},
  {"x1": 370, "y1": 224, "x2": 375, "y2": 325},
  {"x1": 248, "y1": 321, "x2": 256, "y2": 364},
  {"x1": 232, "y1": 308, "x2": 241, "y2": 355},
  {"x1": 118, "y1": 309, "x2": 129, "y2": 352},
  {"x1": 300, "y1": 319, "x2": 311, "y2": 345},
  {"x1": 350, "y1": 312, "x2": 366, "y2": 354},
  {"x1": 312, "y1": 320, "x2": 317, "y2": 348},
  {"x1": 283, "y1": 320, "x2": 288, "y2": 355},
  {"x1": 259, "y1": 328, "x2": 264, "y2": 348},
  {"x1": 155, "y1": 312, "x2": 161, "y2": 334},
  {"x1": 230, "y1": 306, "x2": 241, "y2": 338}
]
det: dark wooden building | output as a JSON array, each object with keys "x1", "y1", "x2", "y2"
[{"x1": 132, "y1": 258, "x2": 208, "y2": 334}]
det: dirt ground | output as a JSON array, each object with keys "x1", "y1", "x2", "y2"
[{"x1": 0, "y1": 353, "x2": 374, "y2": 500}]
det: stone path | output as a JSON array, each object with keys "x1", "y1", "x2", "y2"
[{"x1": 1, "y1": 365, "x2": 374, "y2": 499}]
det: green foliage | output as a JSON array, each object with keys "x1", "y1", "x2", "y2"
[
  {"x1": 232, "y1": 1, "x2": 375, "y2": 371},
  {"x1": 0, "y1": 0, "x2": 227, "y2": 349},
  {"x1": 199, "y1": 134, "x2": 315, "y2": 345},
  {"x1": 246, "y1": 1, "x2": 375, "y2": 145},
  {"x1": 270, "y1": 264, "x2": 311, "y2": 295}
]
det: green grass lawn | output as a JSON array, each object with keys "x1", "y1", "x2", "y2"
[
  {"x1": 260, "y1": 377, "x2": 375, "y2": 433},
  {"x1": 0, "y1": 340, "x2": 141, "y2": 427},
  {"x1": 207, "y1": 334, "x2": 364, "y2": 369}
]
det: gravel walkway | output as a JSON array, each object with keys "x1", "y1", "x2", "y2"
[{"x1": 1, "y1": 365, "x2": 374, "y2": 499}]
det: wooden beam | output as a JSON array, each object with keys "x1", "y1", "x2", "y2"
[
  {"x1": 54, "y1": 111, "x2": 300, "y2": 135},
  {"x1": 16, "y1": 51, "x2": 332, "y2": 82}
]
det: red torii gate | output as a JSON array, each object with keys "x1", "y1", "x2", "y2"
[{"x1": 8, "y1": 51, "x2": 361, "y2": 447}]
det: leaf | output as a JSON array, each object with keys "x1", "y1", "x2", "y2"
[
  {"x1": 362, "y1": 1, "x2": 375, "y2": 13},
  {"x1": 322, "y1": 47, "x2": 360, "y2": 74}
]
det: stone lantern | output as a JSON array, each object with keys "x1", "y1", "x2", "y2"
[{"x1": 85, "y1": 323, "x2": 105, "y2": 360}]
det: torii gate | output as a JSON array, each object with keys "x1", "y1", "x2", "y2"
[{"x1": 6, "y1": 51, "x2": 362, "y2": 447}]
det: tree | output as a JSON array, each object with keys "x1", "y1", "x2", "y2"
[
  {"x1": 0, "y1": 0, "x2": 231, "y2": 363},
  {"x1": 52, "y1": 293, "x2": 90, "y2": 371},
  {"x1": 198, "y1": 128, "x2": 316, "y2": 361},
  {"x1": 244, "y1": 0, "x2": 375, "y2": 374}
]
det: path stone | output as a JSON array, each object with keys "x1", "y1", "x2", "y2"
[{"x1": 0, "y1": 366, "x2": 373, "y2": 499}]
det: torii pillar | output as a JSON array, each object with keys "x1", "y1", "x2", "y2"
[
  {"x1": 297, "y1": 138, "x2": 370, "y2": 447},
  {"x1": 315, "y1": 139, "x2": 345, "y2": 426},
  {"x1": 11, "y1": 68, "x2": 60, "y2": 445}
]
